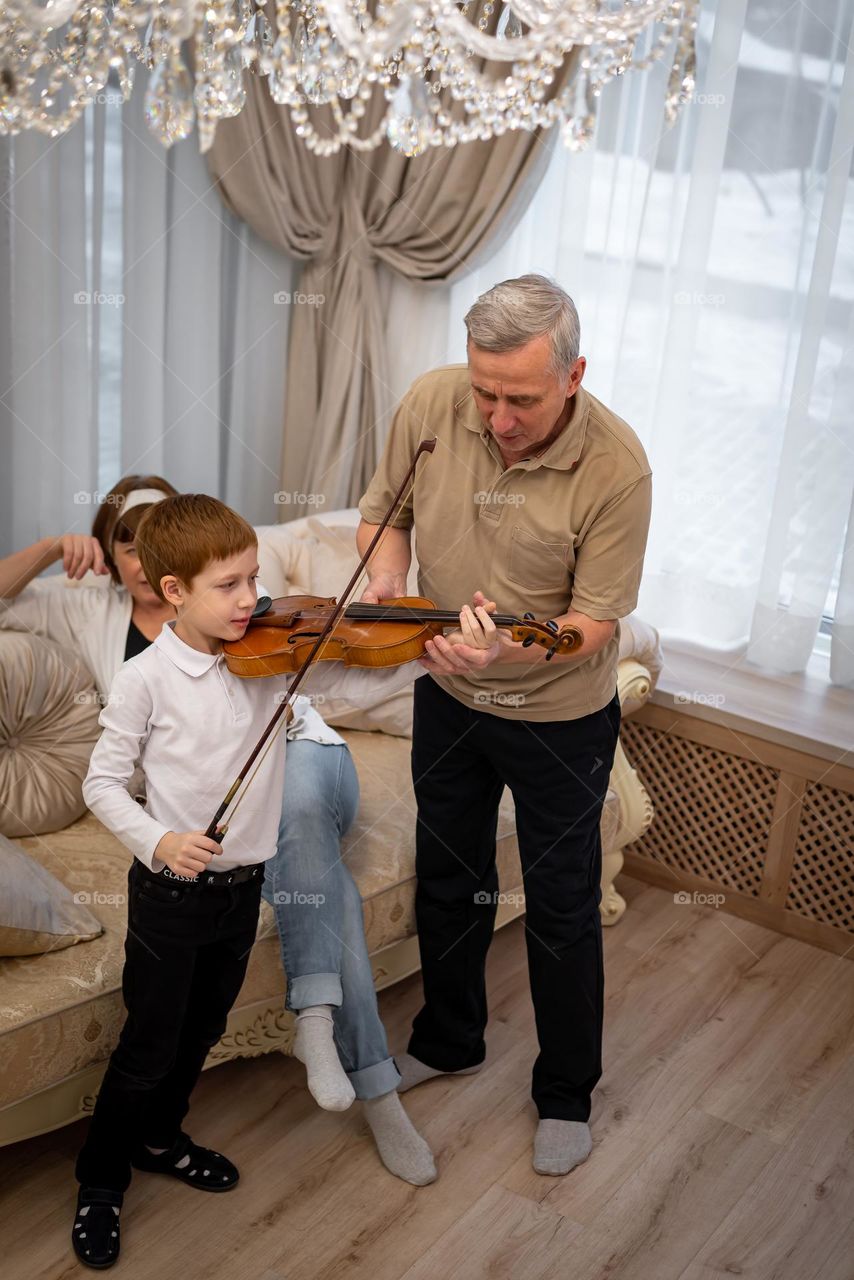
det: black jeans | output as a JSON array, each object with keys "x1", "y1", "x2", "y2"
[
  {"x1": 408, "y1": 675, "x2": 621, "y2": 1122},
  {"x1": 75, "y1": 860, "x2": 264, "y2": 1191}
]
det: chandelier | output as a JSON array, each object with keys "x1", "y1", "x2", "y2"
[{"x1": 0, "y1": 1, "x2": 698, "y2": 157}]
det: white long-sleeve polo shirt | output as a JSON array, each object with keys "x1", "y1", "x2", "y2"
[{"x1": 83, "y1": 620, "x2": 421, "y2": 873}]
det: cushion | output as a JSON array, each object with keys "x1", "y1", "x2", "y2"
[
  {"x1": 0, "y1": 832, "x2": 103, "y2": 956},
  {"x1": 254, "y1": 523, "x2": 315, "y2": 598},
  {"x1": 0, "y1": 631, "x2": 102, "y2": 837}
]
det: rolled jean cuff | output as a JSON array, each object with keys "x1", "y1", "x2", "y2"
[
  {"x1": 286, "y1": 972, "x2": 343, "y2": 1012},
  {"x1": 347, "y1": 1056, "x2": 402, "y2": 1101}
]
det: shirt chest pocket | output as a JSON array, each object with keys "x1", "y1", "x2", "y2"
[{"x1": 507, "y1": 526, "x2": 574, "y2": 591}]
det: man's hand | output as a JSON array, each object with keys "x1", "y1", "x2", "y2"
[
  {"x1": 360, "y1": 571, "x2": 408, "y2": 604},
  {"x1": 154, "y1": 830, "x2": 221, "y2": 876},
  {"x1": 419, "y1": 591, "x2": 505, "y2": 675}
]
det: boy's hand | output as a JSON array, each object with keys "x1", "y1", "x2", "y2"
[{"x1": 154, "y1": 830, "x2": 221, "y2": 876}]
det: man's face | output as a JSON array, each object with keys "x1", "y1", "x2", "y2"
[{"x1": 468, "y1": 333, "x2": 585, "y2": 466}]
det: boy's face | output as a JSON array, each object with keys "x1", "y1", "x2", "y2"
[{"x1": 161, "y1": 544, "x2": 260, "y2": 651}]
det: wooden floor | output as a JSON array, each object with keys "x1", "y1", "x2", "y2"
[{"x1": 2, "y1": 875, "x2": 853, "y2": 1280}]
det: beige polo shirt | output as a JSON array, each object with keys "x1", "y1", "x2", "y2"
[{"x1": 358, "y1": 363, "x2": 652, "y2": 721}]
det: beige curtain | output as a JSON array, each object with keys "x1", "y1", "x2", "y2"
[{"x1": 207, "y1": 54, "x2": 576, "y2": 514}]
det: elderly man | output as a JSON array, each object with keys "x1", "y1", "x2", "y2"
[{"x1": 356, "y1": 274, "x2": 652, "y2": 1176}]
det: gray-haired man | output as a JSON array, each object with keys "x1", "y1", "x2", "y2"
[{"x1": 357, "y1": 275, "x2": 652, "y2": 1176}]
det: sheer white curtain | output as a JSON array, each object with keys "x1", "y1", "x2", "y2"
[
  {"x1": 3, "y1": 0, "x2": 852, "y2": 687},
  {"x1": 0, "y1": 67, "x2": 296, "y2": 559},
  {"x1": 0, "y1": 120, "x2": 95, "y2": 553},
  {"x1": 381, "y1": 0, "x2": 854, "y2": 689}
]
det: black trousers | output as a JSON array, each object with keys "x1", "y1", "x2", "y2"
[
  {"x1": 408, "y1": 675, "x2": 621, "y2": 1122},
  {"x1": 75, "y1": 860, "x2": 264, "y2": 1191}
]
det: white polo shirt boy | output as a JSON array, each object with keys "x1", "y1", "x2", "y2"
[{"x1": 83, "y1": 620, "x2": 419, "y2": 873}]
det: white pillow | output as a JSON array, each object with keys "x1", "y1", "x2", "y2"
[{"x1": 0, "y1": 833, "x2": 103, "y2": 956}]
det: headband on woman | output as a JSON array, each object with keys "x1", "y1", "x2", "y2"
[{"x1": 111, "y1": 488, "x2": 169, "y2": 549}]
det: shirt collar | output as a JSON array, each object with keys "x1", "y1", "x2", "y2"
[
  {"x1": 154, "y1": 620, "x2": 222, "y2": 677},
  {"x1": 454, "y1": 382, "x2": 590, "y2": 471}
]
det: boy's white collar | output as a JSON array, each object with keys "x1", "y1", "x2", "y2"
[{"x1": 154, "y1": 621, "x2": 220, "y2": 677}]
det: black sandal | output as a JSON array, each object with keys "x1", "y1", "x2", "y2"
[
  {"x1": 131, "y1": 1131, "x2": 239, "y2": 1190},
  {"x1": 71, "y1": 1186, "x2": 123, "y2": 1269}
]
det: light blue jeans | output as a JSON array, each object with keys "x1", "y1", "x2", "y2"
[{"x1": 261, "y1": 738, "x2": 401, "y2": 1100}]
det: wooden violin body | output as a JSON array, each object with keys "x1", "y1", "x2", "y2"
[{"x1": 222, "y1": 594, "x2": 585, "y2": 677}]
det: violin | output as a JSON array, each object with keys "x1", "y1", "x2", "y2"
[
  {"x1": 205, "y1": 439, "x2": 584, "y2": 844},
  {"x1": 222, "y1": 594, "x2": 584, "y2": 677}
]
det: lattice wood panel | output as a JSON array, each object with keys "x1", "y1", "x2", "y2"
[
  {"x1": 786, "y1": 781, "x2": 854, "y2": 930},
  {"x1": 619, "y1": 720, "x2": 776, "y2": 897}
]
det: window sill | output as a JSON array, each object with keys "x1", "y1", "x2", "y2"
[{"x1": 649, "y1": 639, "x2": 854, "y2": 767}]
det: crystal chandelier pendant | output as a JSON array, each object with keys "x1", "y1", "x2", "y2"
[
  {"x1": 144, "y1": 47, "x2": 195, "y2": 147},
  {"x1": 241, "y1": 10, "x2": 274, "y2": 73},
  {"x1": 218, "y1": 45, "x2": 247, "y2": 117},
  {"x1": 109, "y1": 51, "x2": 135, "y2": 103},
  {"x1": 268, "y1": 34, "x2": 294, "y2": 105},
  {"x1": 664, "y1": 41, "x2": 697, "y2": 124},
  {"x1": 337, "y1": 55, "x2": 361, "y2": 101},
  {"x1": 387, "y1": 76, "x2": 431, "y2": 157},
  {"x1": 241, "y1": 12, "x2": 258, "y2": 67},
  {"x1": 0, "y1": 64, "x2": 21, "y2": 128},
  {"x1": 496, "y1": 4, "x2": 523, "y2": 39},
  {"x1": 295, "y1": 17, "x2": 331, "y2": 106},
  {"x1": 561, "y1": 67, "x2": 596, "y2": 152}
]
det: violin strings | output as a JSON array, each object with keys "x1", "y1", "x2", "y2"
[{"x1": 217, "y1": 467, "x2": 423, "y2": 833}]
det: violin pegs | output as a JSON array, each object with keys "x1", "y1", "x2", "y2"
[
  {"x1": 546, "y1": 619, "x2": 559, "y2": 634},
  {"x1": 522, "y1": 635, "x2": 536, "y2": 647},
  {"x1": 545, "y1": 645, "x2": 558, "y2": 661},
  {"x1": 523, "y1": 612, "x2": 535, "y2": 622}
]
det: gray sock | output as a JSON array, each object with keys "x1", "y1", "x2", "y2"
[
  {"x1": 363, "y1": 1091, "x2": 437, "y2": 1186},
  {"x1": 533, "y1": 1119, "x2": 593, "y2": 1175},
  {"x1": 294, "y1": 1006, "x2": 355, "y2": 1111},
  {"x1": 395, "y1": 1052, "x2": 483, "y2": 1093}
]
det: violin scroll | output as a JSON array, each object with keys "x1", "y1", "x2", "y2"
[{"x1": 509, "y1": 619, "x2": 584, "y2": 659}]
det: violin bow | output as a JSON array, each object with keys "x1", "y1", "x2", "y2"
[{"x1": 204, "y1": 438, "x2": 437, "y2": 844}]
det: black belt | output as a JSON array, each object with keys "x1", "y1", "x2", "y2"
[{"x1": 152, "y1": 863, "x2": 265, "y2": 887}]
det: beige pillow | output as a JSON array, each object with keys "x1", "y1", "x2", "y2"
[
  {"x1": 254, "y1": 522, "x2": 315, "y2": 599},
  {"x1": 0, "y1": 631, "x2": 102, "y2": 837},
  {"x1": 0, "y1": 833, "x2": 103, "y2": 955}
]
